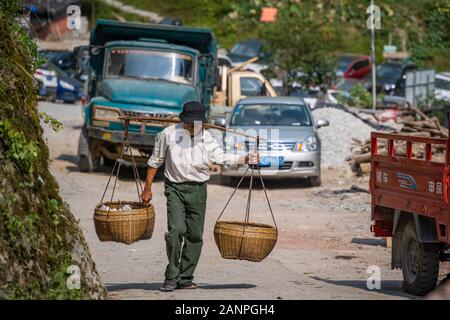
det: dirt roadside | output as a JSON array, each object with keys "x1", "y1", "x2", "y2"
[{"x1": 39, "y1": 101, "x2": 449, "y2": 300}]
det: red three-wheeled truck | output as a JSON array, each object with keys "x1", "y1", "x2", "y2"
[{"x1": 370, "y1": 127, "x2": 450, "y2": 296}]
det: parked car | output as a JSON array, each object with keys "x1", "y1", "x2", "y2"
[
  {"x1": 435, "y1": 72, "x2": 450, "y2": 102},
  {"x1": 159, "y1": 17, "x2": 182, "y2": 26},
  {"x1": 39, "y1": 49, "x2": 73, "y2": 70},
  {"x1": 218, "y1": 96, "x2": 329, "y2": 186},
  {"x1": 365, "y1": 60, "x2": 417, "y2": 96},
  {"x1": 69, "y1": 45, "x2": 90, "y2": 83},
  {"x1": 227, "y1": 39, "x2": 270, "y2": 73},
  {"x1": 336, "y1": 54, "x2": 371, "y2": 80},
  {"x1": 290, "y1": 86, "x2": 338, "y2": 109},
  {"x1": 39, "y1": 48, "x2": 90, "y2": 83},
  {"x1": 228, "y1": 39, "x2": 268, "y2": 64},
  {"x1": 36, "y1": 78, "x2": 46, "y2": 99},
  {"x1": 35, "y1": 62, "x2": 84, "y2": 103},
  {"x1": 328, "y1": 78, "x2": 365, "y2": 105},
  {"x1": 34, "y1": 64, "x2": 58, "y2": 100}
]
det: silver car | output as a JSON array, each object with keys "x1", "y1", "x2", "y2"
[{"x1": 218, "y1": 96, "x2": 329, "y2": 186}]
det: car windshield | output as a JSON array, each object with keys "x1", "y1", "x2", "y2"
[
  {"x1": 337, "y1": 56, "x2": 355, "y2": 72},
  {"x1": 105, "y1": 48, "x2": 194, "y2": 84},
  {"x1": 231, "y1": 104, "x2": 312, "y2": 127},
  {"x1": 230, "y1": 41, "x2": 261, "y2": 58},
  {"x1": 435, "y1": 78, "x2": 450, "y2": 91},
  {"x1": 376, "y1": 64, "x2": 402, "y2": 79}
]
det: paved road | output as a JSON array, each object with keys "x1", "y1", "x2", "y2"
[{"x1": 40, "y1": 101, "x2": 429, "y2": 300}]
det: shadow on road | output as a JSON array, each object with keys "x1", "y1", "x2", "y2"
[
  {"x1": 351, "y1": 238, "x2": 387, "y2": 247},
  {"x1": 106, "y1": 282, "x2": 257, "y2": 292},
  {"x1": 107, "y1": 282, "x2": 161, "y2": 292},
  {"x1": 198, "y1": 283, "x2": 257, "y2": 290},
  {"x1": 309, "y1": 276, "x2": 414, "y2": 299},
  {"x1": 57, "y1": 154, "x2": 79, "y2": 165}
]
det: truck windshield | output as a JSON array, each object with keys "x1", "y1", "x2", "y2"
[
  {"x1": 231, "y1": 104, "x2": 312, "y2": 127},
  {"x1": 105, "y1": 48, "x2": 194, "y2": 84}
]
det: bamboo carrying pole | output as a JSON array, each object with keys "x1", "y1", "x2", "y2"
[{"x1": 117, "y1": 115, "x2": 266, "y2": 141}]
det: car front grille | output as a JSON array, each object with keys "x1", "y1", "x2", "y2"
[
  {"x1": 245, "y1": 141, "x2": 296, "y2": 151},
  {"x1": 279, "y1": 161, "x2": 293, "y2": 170},
  {"x1": 121, "y1": 110, "x2": 176, "y2": 126}
]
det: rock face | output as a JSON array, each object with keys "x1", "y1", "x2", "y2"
[{"x1": 0, "y1": 3, "x2": 106, "y2": 299}]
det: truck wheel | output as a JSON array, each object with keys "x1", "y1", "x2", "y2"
[
  {"x1": 77, "y1": 125, "x2": 99, "y2": 172},
  {"x1": 401, "y1": 222, "x2": 439, "y2": 296},
  {"x1": 103, "y1": 156, "x2": 116, "y2": 167},
  {"x1": 309, "y1": 175, "x2": 321, "y2": 187}
]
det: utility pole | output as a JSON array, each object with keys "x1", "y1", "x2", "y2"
[
  {"x1": 92, "y1": 0, "x2": 96, "y2": 25},
  {"x1": 370, "y1": 0, "x2": 377, "y2": 110}
]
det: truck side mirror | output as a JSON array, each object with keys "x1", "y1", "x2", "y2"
[{"x1": 90, "y1": 46, "x2": 101, "y2": 56}]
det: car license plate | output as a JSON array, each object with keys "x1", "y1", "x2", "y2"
[{"x1": 259, "y1": 156, "x2": 284, "y2": 167}]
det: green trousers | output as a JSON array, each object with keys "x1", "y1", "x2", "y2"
[{"x1": 164, "y1": 179, "x2": 207, "y2": 284}]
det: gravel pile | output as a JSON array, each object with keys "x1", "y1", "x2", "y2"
[{"x1": 312, "y1": 106, "x2": 374, "y2": 168}]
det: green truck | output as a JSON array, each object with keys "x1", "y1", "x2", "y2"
[{"x1": 78, "y1": 20, "x2": 217, "y2": 172}]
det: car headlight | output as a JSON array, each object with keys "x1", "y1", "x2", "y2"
[
  {"x1": 93, "y1": 105, "x2": 121, "y2": 121},
  {"x1": 59, "y1": 80, "x2": 74, "y2": 91},
  {"x1": 298, "y1": 136, "x2": 317, "y2": 152}
]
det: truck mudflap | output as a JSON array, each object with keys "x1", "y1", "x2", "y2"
[{"x1": 88, "y1": 126, "x2": 156, "y2": 147}]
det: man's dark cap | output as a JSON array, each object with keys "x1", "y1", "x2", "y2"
[{"x1": 179, "y1": 101, "x2": 207, "y2": 123}]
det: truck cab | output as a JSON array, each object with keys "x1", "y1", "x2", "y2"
[
  {"x1": 78, "y1": 20, "x2": 217, "y2": 172},
  {"x1": 210, "y1": 57, "x2": 277, "y2": 122}
]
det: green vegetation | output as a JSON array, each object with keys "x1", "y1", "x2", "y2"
[
  {"x1": 113, "y1": 0, "x2": 450, "y2": 71},
  {"x1": 262, "y1": 2, "x2": 337, "y2": 91},
  {"x1": 0, "y1": 1, "x2": 106, "y2": 299},
  {"x1": 39, "y1": 112, "x2": 63, "y2": 132},
  {"x1": 336, "y1": 84, "x2": 375, "y2": 109},
  {"x1": 81, "y1": 0, "x2": 149, "y2": 25},
  {"x1": 0, "y1": 119, "x2": 38, "y2": 174}
]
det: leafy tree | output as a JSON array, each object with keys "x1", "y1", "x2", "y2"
[{"x1": 261, "y1": 2, "x2": 337, "y2": 94}]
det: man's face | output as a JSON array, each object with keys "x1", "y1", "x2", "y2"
[{"x1": 183, "y1": 121, "x2": 202, "y2": 136}]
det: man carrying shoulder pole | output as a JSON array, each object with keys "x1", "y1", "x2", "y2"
[{"x1": 140, "y1": 101, "x2": 259, "y2": 292}]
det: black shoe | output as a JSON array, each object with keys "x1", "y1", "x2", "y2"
[
  {"x1": 160, "y1": 278, "x2": 178, "y2": 292},
  {"x1": 177, "y1": 281, "x2": 197, "y2": 290}
]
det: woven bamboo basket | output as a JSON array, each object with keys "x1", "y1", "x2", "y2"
[
  {"x1": 214, "y1": 221, "x2": 278, "y2": 262},
  {"x1": 94, "y1": 201, "x2": 155, "y2": 245}
]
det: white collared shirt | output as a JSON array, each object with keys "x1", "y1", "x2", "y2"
[{"x1": 147, "y1": 124, "x2": 240, "y2": 183}]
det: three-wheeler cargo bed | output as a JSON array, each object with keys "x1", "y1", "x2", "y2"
[
  {"x1": 370, "y1": 130, "x2": 450, "y2": 296},
  {"x1": 370, "y1": 131, "x2": 450, "y2": 243}
]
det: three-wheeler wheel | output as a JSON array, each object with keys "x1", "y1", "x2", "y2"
[{"x1": 401, "y1": 221, "x2": 440, "y2": 296}]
